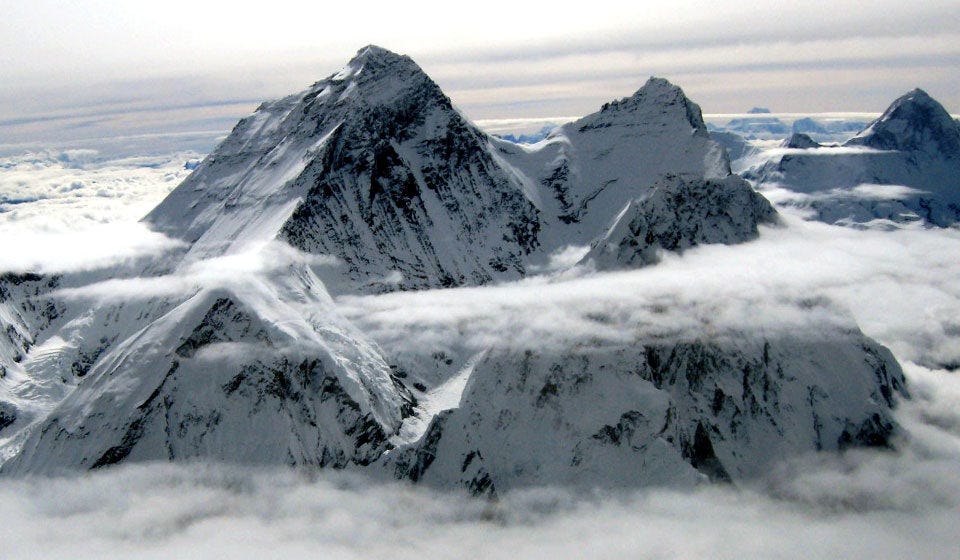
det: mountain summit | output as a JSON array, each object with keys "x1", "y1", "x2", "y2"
[
  {"x1": 846, "y1": 88, "x2": 960, "y2": 156},
  {"x1": 746, "y1": 87, "x2": 960, "y2": 227},
  {"x1": 146, "y1": 45, "x2": 540, "y2": 291},
  {"x1": 144, "y1": 48, "x2": 741, "y2": 292},
  {"x1": 581, "y1": 77, "x2": 713, "y2": 137}
]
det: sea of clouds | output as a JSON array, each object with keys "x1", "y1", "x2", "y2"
[
  {"x1": 0, "y1": 147, "x2": 199, "y2": 274},
  {"x1": 2, "y1": 144, "x2": 960, "y2": 558},
  {"x1": 1, "y1": 364, "x2": 958, "y2": 559}
]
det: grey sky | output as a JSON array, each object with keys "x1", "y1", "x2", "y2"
[{"x1": 2, "y1": 0, "x2": 958, "y2": 143}]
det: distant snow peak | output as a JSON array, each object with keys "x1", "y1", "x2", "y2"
[
  {"x1": 745, "y1": 87, "x2": 960, "y2": 228},
  {"x1": 847, "y1": 88, "x2": 960, "y2": 156},
  {"x1": 783, "y1": 132, "x2": 821, "y2": 149}
]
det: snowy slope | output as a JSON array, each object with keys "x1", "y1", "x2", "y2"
[
  {"x1": 149, "y1": 66, "x2": 735, "y2": 292},
  {"x1": 710, "y1": 130, "x2": 757, "y2": 163},
  {"x1": 146, "y1": 45, "x2": 540, "y2": 292},
  {"x1": 493, "y1": 77, "x2": 733, "y2": 257},
  {"x1": 384, "y1": 328, "x2": 905, "y2": 494},
  {"x1": 0, "y1": 47, "x2": 912, "y2": 492},
  {"x1": 746, "y1": 89, "x2": 960, "y2": 227},
  {"x1": 2, "y1": 261, "x2": 413, "y2": 474},
  {"x1": 0, "y1": 273, "x2": 64, "y2": 449}
]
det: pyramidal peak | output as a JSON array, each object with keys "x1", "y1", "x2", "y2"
[
  {"x1": 334, "y1": 45, "x2": 418, "y2": 79},
  {"x1": 355, "y1": 44, "x2": 401, "y2": 60},
  {"x1": 581, "y1": 76, "x2": 709, "y2": 136},
  {"x1": 637, "y1": 76, "x2": 687, "y2": 96},
  {"x1": 0, "y1": 46, "x2": 913, "y2": 495},
  {"x1": 609, "y1": 77, "x2": 693, "y2": 110},
  {"x1": 846, "y1": 87, "x2": 960, "y2": 155}
]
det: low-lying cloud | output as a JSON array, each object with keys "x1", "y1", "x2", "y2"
[
  {"x1": 0, "y1": 222, "x2": 184, "y2": 275},
  {"x1": 0, "y1": 149, "x2": 195, "y2": 274},
  {"x1": 1, "y1": 358, "x2": 958, "y2": 559},
  {"x1": 50, "y1": 240, "x2": 340, "y2": 302},
  {"x1": 338, "y1": 213, "x2": 960, "y2": 369},
  {"x1": 2, "y1": 137, "x2": 960, "y2": 557}
]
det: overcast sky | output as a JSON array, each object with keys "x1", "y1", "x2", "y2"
[{"x1": 2, "y1": 0, "x2": 958, "y2": 143}]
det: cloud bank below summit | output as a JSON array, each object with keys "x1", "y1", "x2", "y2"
[
  {"x1": 5, "y1": 146, "x2": 960, "y2": 370},
  {"x1": 339, "y1": 214, "x2": 960, "y2": 370},
  {"x1": 2, "y1": 359, "x2": 959, "y2": 559},
  {"x1": 2, "y1": 108, "x2": 960, "y2": 556},
  {"x1": 0, "y1": 150, "x2": 192, "y2": 273}
]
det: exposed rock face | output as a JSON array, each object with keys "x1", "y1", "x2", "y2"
[
  {"x1": 493, "y1": 77, "x2": 733, "y2": 252},
  {"x1": 0, "y1": 401, "x2": 16, "y2": 432},
  {"x1": 0, "y1": 47, "x2": 910, "y2": 492},
  {"x1": 784, "y1": 133, "x2": 821, "y2": 149},
  {"x1": 846, "y1": 89, "x2": 960, "y2": 156},
  {"x1": 146, "y1": 67, "x2": 736, "y2": 292},
  {"x1": 145, "y1": 45, "x2": 540, "y2": 292},
  {"x1": 0, "y1": 272, "x2": 64, "y2": 445},
  {"x1": 582, "y1": 174, "x2": 779, "y2": 270},
  {"x1": 0, "y1": 273, "x2": 61, "y2": 368},
  {"x1": 2, "y1": 266, "x2": 414, "y2": 475},
  {"x1": 385, "y1": 330, "x2": 906, "y2": 494}
]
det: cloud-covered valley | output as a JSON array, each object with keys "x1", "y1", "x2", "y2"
[{"x1": 2, "y1": 359, "x2": 959, "y2": 559}]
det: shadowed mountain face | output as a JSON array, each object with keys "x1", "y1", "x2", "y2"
[
  {"x1": 582, "y1": 174, "x2": 779, "y2": 270},
  {"x1": 0, "y1": 47, "x2": 910, "y2": 493},
  {"x1": 145, "y1": 46, "x2": 541, "y2": 292},
  {"x1": 145, "y1": 50, "x2": 736, "y2": 293},
  {"x1": 846, "y1": 89, "x2": 960, "y2": 156}
]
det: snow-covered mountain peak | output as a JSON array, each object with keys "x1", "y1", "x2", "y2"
[
  {"x1": 0, "y1": 48, "x2": 917, "y2": 493},
  {"x1": 579, "y1": 77, "x2": 709, "y2": 137},
  {"x1": 744, "y1": 88, "x2": 960, "y2": 228},
  {"x1": 783, "y1": 132, "x2": 821, "y2": 149},
  {"x1": 846, "y1": 88, "x2": 960, "y2": 156},
  {"x1": 325, "y1": 45, "x2": 419, "y2": 82},
  {"x1": 352, "y1": 44, "x2": 407, "y2": 65},
  {"x1": 314, "y1": 45, "x2": 446, "y2": 110}
]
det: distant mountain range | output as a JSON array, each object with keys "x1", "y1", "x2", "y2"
[{"x1": 742, "y1": 89, "x2": 960, "y2": 228}]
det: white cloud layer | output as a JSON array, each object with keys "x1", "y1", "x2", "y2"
[
  {"x1": 2, "y1": 143, "x2": 960, "y2": 556},
  {"x1": 338, "y1": 213, "x2": 960, "y2": 369},
  {"x1": 1, "y1": 358, "x2": 958, "y2": 559},
  {"x1": 0, "y1": 149, "x2": 194, "y2": 273}
]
